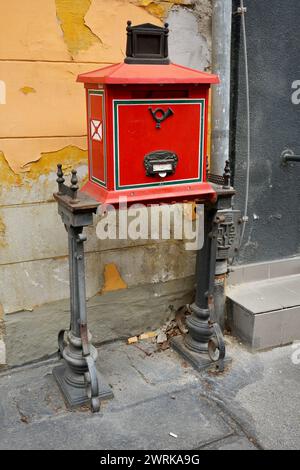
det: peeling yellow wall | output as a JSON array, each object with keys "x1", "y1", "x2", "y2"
[
  {"x1": 0, "y1": 0, "x2": 210, "y2": 206},
  {"x1": 130, "y1": 1, "x2": 194, "y2": 20},
  {"x1": 83, "y1": 0, "x2": 161, "y2": 63},
  {"x1": 0, "y1": 138, "x2": 87, "y2": 175},
  {"x1": 25, "y1": 145, "x2": 88, "y2": 180},
  {"x1": 0, "y1": 0, "x2": 208, "y2": 201},
  {"x1": 0, "y1": 153, "x2": 22, "y2": 187},
  {"x1": 0, "y1": 0, "x2": 70, "y2": 61},
  {"x1": 55, "y1": 0, "x2": 102, "y2": 59},
  {"x1": 0, "y1": 0, "x2": 164, "y2": 178},
  {"x1": 0, "y1": 0, "x2": 198, "y2": 179},
  {"x1": 0, "y1": 145, "x2": 87, "y2": 186}
]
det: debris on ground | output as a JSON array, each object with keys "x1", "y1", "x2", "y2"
[
  {"x1": 155, "y1": 305, "x2": 191, "y2": 352},
  {"x1": 139, "y1": 331, "x2": 157, "y2": 340},
  {"x1": 126, "y1": 305, "x2": 191, "y2": 351},
  {"x1": 127, "y1": 332, "x2": 157, "y2": 345},
  {"x1": 175, "y1": 305, "x2": 190, "y2": 334},
  {"x1": 20, "y1": 415, "x2": 29, "y2": 424},
  {"x1": 127, "y1": 336, "x2": 138, "y2": 344},
  {"x1": 127, "y1": 332, "x2": 157, "y2": 348},
  {"x1": 156, "y1": 332, "x2": 167, "y2": 344}
]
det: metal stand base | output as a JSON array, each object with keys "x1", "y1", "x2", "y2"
[
  {"x1": 171, "y1": 336, "x2": 231, "y2": 373},
  {"x1": 53, "y1": 364, "x2": 113, "y2": 408}
]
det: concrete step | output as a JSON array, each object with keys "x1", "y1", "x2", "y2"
[{"x1": 227, "y1": 274, "x2": 300, "y2": 350}]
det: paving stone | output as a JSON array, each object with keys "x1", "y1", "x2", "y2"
[
  {"x1": 0, "y1": 388, "x2": 234, "y2": 450},
  {"x1": 0, "y1": 343, "x2": 233, "y2": 450},
  {"x1": 1, "y1": 337, "x2": 299, "y2": 450},
  {"x1": 201, "y1": 435, "x2": 257, "y2": 450}
]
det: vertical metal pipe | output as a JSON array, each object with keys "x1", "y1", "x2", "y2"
[
  {"x1": 210, "y1": 1, "x2": 233, "y2": 331},
  {"x1": 211, "y1": 0, "x2": 232, "y2": 177}
]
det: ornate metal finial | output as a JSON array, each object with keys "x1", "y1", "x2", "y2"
[
  {"x1": 70, "y1": 169, "x2": 79, "y2": 200},
  {"x1": 56, "y1": 163, "x2": 65, "y2": 194},
  {"x1": 126, "y1": 20, "x2": 133, "y2": 58},
  {"x1": 163, "y1": 23, "x2": 169, "y2": 58},
  {"x1": 223, "y1": 160, "x2": 231, "y2": 189}
]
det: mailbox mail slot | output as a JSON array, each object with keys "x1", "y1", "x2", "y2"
[{"x1": 144, "y1": 150, "x2": 178, "y2": 178}]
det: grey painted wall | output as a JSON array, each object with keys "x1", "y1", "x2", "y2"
[{"x1": 231, "y1": 0, "x2": 300, "y2": 264}]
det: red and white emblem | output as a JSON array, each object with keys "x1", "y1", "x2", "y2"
[{"x1": 90, "y1": 119, "x2": 103, "y2": 141}]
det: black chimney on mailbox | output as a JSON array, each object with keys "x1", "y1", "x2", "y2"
[{"x1": 125, "y1": 20, "x2": 170, "y2": 65}]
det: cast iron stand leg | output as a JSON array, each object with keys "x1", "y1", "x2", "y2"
[
  {"x1": 52, "y1": 165, "x2": 113, "y2": 412},
  {"x1": 171, "y1": 161, "x2": 238, "y2": 372},
  {"x1": 171, "y1": 203, "x2": 224, "y2": 371},
  {"x1": 184, "y1": 204, "x2": 216, "y2": 354}
]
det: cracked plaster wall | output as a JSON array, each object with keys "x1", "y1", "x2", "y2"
[{"x1": 0, "y1": 0, "x2": 212, "y2": 366}]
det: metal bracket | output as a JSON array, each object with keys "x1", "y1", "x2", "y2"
[
  {"x1": 234, "y1": 6, "x2": 247, "y2": 15},
  {"x1": 58, "y1": 329, "x2": 67, "y2": 358},
  {"x1": 281, "y1": 149, "x2": 300, "y2": 166},
  {"x1": 208, "y1": 322, "x2": 226, "y2": 372},
  {"x1": 215, "y1": 209, "x2": 242, "y2": 261},
  {"x1": 85, "y1": 356, "x2": 100, "y2": 413}
]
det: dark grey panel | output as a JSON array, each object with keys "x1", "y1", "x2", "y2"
[{"x1": 231, "y1": 0, "x2": 300, "y2": 264}]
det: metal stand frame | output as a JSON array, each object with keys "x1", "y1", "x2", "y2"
[
  {"x1": 171, "y1": 162, "x2": 239, "y2": 372},
  {"x1": 52, "y1": 165, "x2": 113, "y2": 412}
]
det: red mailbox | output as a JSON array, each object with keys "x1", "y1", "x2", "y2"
[{"x1": 77, "y1": 22, "x2": 219, "y2": 205}]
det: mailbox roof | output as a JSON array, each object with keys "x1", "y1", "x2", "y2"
[{"x1": 77, "y1": 62, "x2": 219, "y2": 85}]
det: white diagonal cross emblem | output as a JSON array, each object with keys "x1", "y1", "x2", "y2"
[{"x1": 91, "y1": 119, "x2": 103, "y2": 141}]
